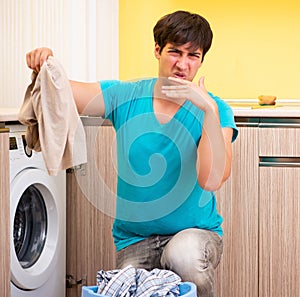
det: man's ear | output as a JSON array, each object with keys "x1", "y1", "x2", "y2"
[{"x1": 154, "y1": 43, "x2": 161, "y2": 59}]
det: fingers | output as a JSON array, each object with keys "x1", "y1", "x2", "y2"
[
  {"x1": 161, "y1": 86, "x2": 189, "y2": 97},
  {"x1": 161, "y1": 77, "x2": 193, "y2": 99},
  {"x1": 198, "y1": 76, "x2": 207, "y2": 92},
  {"x1": 26, "y1": 47, "x2": 53, "y2": 72}
]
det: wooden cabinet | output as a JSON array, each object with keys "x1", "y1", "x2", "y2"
[
  {"x1": 0, "y1": 131, "x2": 10, "y2": 297},
  {"x1": 66, "y1": 124, "x2": 117, "y2": 297},
  {"x1": 258, "y1": 125, "x2": 300, "y2": 297},
  {"x1": 215, "y1": 124, "x2": 259, "y2": 297},
  {"x1": 259, "y1": 166, "x2": 300, "y2": 297},
  {"x1": 216, "y1": 119, "x2": 300, "y2": 297}
]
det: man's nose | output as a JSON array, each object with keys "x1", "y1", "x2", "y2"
[{"x1": 176, "y1": 56, "x2": 188, "y2": 69}]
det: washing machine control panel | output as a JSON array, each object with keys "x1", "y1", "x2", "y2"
[
  {"x1": 10, "y1": 132, "x2": 29, "y2": 155},
  {"x1": 10, "y1": 133, "x2": 32, "y2": 156},
  {"x1": 8, "y1": 125, "x2": 46, "y2": 181},
  {"x1": 9, "y1": 129, "x2": 43, "y2": 175}
]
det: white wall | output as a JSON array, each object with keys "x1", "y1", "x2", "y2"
[{"x1": 0, "y1": 0, "x2": 119, "y2": 108}]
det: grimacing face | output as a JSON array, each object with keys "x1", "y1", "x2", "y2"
[{"x1": 155, "y1": 42, "x2": 203, "y2": 82}]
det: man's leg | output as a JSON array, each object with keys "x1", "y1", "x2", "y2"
[{"x1": 160, "y1": 228, "x2": 223, "y2": 297}]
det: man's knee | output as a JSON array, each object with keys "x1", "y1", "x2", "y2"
[
  {"x1": 161, "y1": 228, "x2": 219, "y2": 272},
  {"x1": 160, "y1": 228, "x2": 223, "y2": 297}
]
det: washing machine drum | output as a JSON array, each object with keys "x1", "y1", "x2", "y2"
[
  {"x1": 13, "y1": 185, "x2": 47, "y2": 269},
  {"x1": 10, "y1": 169, "x2": 60, "y2": 290}
]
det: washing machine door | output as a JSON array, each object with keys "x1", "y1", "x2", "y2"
[{"x1": 10, "y1": 168, "x2": 61, "y2": 290}]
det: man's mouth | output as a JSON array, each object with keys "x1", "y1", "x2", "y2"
[{"x1": 173, "y1": 73, "x2": 186, "y2": 80}]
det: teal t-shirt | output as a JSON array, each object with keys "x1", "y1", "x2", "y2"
[{"x1": 100, "y1": 78, "x2": 238, "y2": 251}]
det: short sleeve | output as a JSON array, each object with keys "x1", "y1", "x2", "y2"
[{"x1": 209, "y1": 92, "x2": 239, "y2": 142}]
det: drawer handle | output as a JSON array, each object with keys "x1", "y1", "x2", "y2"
[
  {"x1": 259, "y1": 157, "x2": 300, "y2": 167},
  {"x1": 259, "y1": 118, "x2": 300, "y2": 128},
  {"x1": 259, "y1": 123, "x2": 300, "y2": 128}
]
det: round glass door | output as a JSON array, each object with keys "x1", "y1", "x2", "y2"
[
  {"x1": 13, "y1": 185, "x2": 47, "y2": 269},
  {"x1": 11, "y1": 168, "x2": 61, "y2": 290}
]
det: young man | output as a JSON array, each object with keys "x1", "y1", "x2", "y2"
[{"x1": 27, "y1": 10, "x2": 238, "y2": 297}]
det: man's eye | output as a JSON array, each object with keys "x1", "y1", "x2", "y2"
[{"x1": 168, "y1": 50, "x2": 180, "y2": 54}]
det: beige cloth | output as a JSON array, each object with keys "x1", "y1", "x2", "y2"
[{"x1": 18, "y1": 56, "x2": 87, "y2": 176}]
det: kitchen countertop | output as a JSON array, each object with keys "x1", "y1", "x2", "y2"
[
  {"x1": 224, "y1": 99, "x2": 300, "y2": 118},
  {"x1": 0, "y1": 107, "x2": 20, "y2": 122}
]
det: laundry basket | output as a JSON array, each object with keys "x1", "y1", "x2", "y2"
[{"x1": 82, "y1": 282, "x2": 197, "y2": 297}]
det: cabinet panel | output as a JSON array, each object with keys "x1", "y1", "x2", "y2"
[
  {"x1": 259, "y1": 127, "x2": 300, "y2": 156},
  {"x1": 66, "y1": 125, "x2": 117, "y2": 297},
  {"x1": 259, "y1": 167, "x2": 300, "y2": 297},
  {"x1": 0, "y1": 132, "x2": 10, "y2": 297},
  {"x1": 215, "y1": 126, "x2": 259, "y2": 297}
]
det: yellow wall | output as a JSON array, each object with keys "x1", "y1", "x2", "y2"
[{"x1": 119, "y1": 0, "x2": 300, "y2": 99}]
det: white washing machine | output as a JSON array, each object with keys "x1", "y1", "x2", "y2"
[{"x1": 9, "y1": 124, "x2": 66, "y2": 297}]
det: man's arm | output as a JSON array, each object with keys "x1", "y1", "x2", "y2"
[
  {"x1": 196, "y1": 108, "x2": 233, "y2": 191},
  {"x1": 161, "y1": 76, "x2": 233, "y2": 191},
  {"x1": 69, "y1": 80, "x2": 104, "y2": 116},
  {"x1": 26, "y1": 48, "x2": 105, "y2": 117}
]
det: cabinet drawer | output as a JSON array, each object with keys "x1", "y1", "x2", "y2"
[{"x1": 259, "y1": 127, "x2": 300, "y2": 157}]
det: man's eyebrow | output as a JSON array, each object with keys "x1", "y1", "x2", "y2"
[{"x1": 167, "y1": 46, "x2": 202, "y2": 56}]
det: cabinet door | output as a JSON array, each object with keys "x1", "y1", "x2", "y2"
[
  {"x1": 259, "y1": 126, "x2": 300, "y2": 297},
  {"x1": 215, "y1": 126, "x2": 259, "y2": 297},
  {"x1": 0, "y1": 132, "x2": 10, "y2": 297},
  {"x1": 259, "y1": 167, "x2": 300, "y2": 297},
  {"x1": 66, "y1": 125, "x2": 117, "y2": 297}
]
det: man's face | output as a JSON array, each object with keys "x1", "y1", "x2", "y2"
[{"x1": 155, "y1": 42, "x2": 203, "y2": 82}]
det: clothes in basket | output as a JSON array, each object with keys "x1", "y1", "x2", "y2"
[
  {"x1": 81, "y1": 265, "x2": 197, "y2": 297},
  {"x1": 82, "y1": 282, "x2": 197, "y2": 297}
]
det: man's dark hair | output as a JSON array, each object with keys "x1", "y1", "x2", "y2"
[{"x1": 153, "y1": 10, "x2": 213, "y2": 61}]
